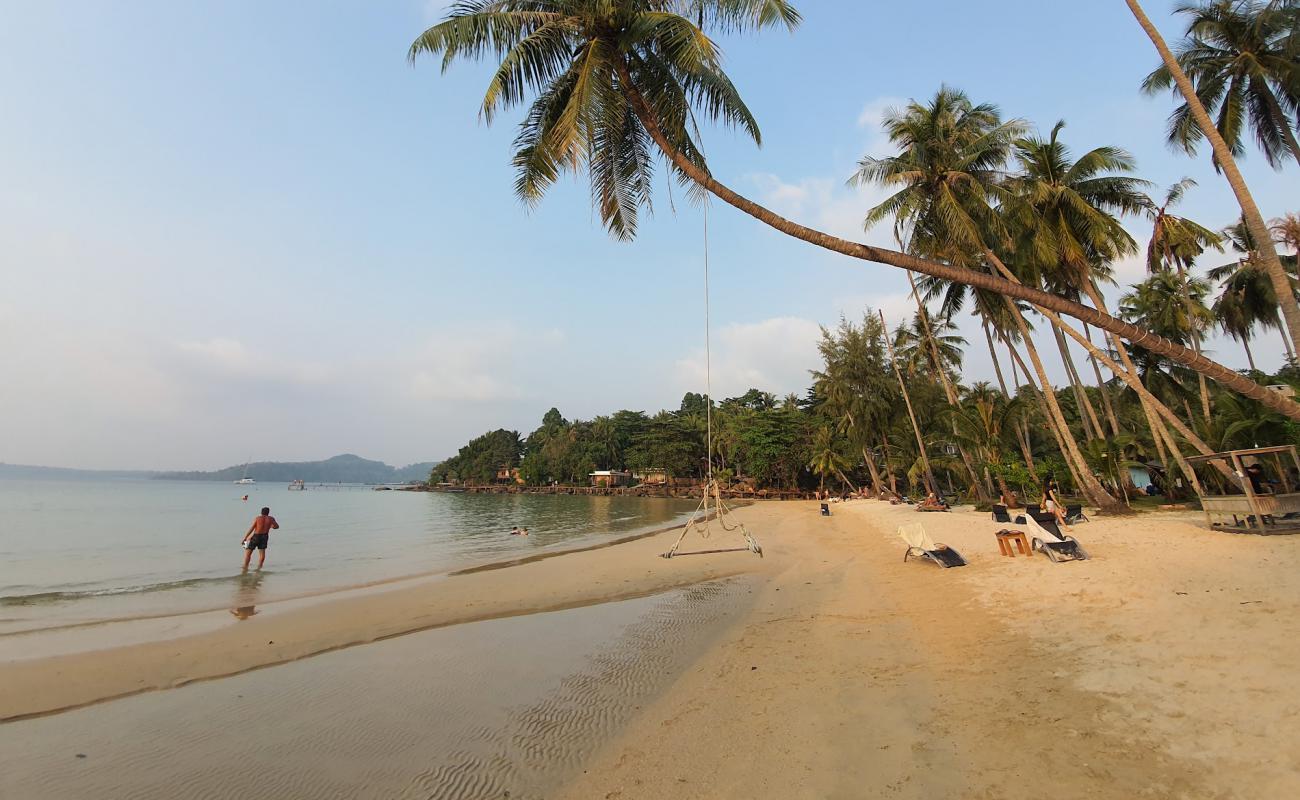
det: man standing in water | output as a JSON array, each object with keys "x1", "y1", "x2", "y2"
[{"x1": 241, "y1": 506, "x2": 279, "y2": 570}]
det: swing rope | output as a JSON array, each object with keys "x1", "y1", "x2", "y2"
[{"x1": 661, "y1": 202, "x2": 762, "y2": 559}]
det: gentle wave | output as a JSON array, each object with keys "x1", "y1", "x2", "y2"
[{"x1": 0, "y1": 573, "x2": 276, "y2": 606}]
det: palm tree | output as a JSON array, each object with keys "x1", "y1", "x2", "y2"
[
  {"x1": 1003, "y1": 120, "x2": 1151, "y2": 442},
  {"x1": 1141, "y1": 0, "x2": 1300, "y2": 167},
  {"x1": 1145, "y1": 178, "x2": 1224, "y2": 418},
  {"x1": 1121, "y1": 271, "x2": 1215, "y2": 424},
  {"x1": 414, "y1": 1, "x2": 1300, "y2": 421},
  {"x1": 853, "y1": 90, "x2": 1123, "y2": 512},
  {"x1": 807, "y1": 427, "x2": 849, "y2": 493},
  {"x1": 1209, "y1": 218, "x2": 1298, "y2": 363},
  {"x1": 947, "y1": 388, "x2": 1026, "y2": 500},
  {"x1": 1273, "y1": 212, "x2": 1300, "y2": 254},
  {"x1": 892, "y1": 313, "x2": 965, "y2": 378},
  {"x1": 1128, "y1": 0, "x2": 1300, "y2": 361}
]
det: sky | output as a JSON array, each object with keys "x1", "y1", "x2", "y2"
[{"x1": 1, "y1": 1, "x2": 1295, "y2": 471}]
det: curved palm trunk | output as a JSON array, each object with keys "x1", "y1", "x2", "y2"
[
  {"x1": 1242, "y1": 336, "x2": 1258, "y2": 371},
  {"x1": 1001, "y1": 292, "x2": 1125, "y2": 513},
  {"x1": 1001, "y1": 332, "x2": 1088, "y2": 497},
  {"x1": 906, "y1": 271, "x2": 992, "y2": 503},
  {"x1": 986, "y1": 318, "x2": 1037, "y2": 468},
  {"x1": 860, "y1": 445, "x2": 884, "y2": 495},
  {"x1": 1083, "y1": 323, "x2": 1123, "y2": 436},
  {"x1": 1005, "y1": 337, "x2": 1038, "y2": 471},
  {"x1": 1033, "y1": 302, "x2": 1213, "y2": 493},
  {"x1": 1052, "y1": 322, "x2": 1104, "y2": 441},
  {"x1": 1126, "y1": 0, "x2": 1300, "y2": 356},
  {"x1": 615, "y1": 64, "x2": 1300, "y2": 422}
]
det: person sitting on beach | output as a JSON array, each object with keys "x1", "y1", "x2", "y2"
[
  {"x1": 241, "y1": 506, "x2": 279, "y2": 570},
  {"x1": 918, "y1": 491, "x2": 947, "y2": 511},
  {"x1": 1041, "y1": 493, "x2": 1070, "y2": 529}
]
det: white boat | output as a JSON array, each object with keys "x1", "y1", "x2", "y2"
[{"x1": 234, "y1": 462, "x2": 255, "y2": 485}]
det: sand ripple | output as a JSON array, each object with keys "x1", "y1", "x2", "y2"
[{"x1": 0, "y1": 580, "x2": 749, "y2": 800}]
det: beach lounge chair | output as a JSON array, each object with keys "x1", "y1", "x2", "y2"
[
  {"x1": 898, "y1": 523, "x2": 967, "y2": 568},
  {"x1": 1064, "y1": 504, "x2": 1089, "y2": 524},
  {"x1": 1024, "y1": 513, "x2": 1089, "y2": 562},
  {"x1": 1025, "y1": 503, "x2": 1040, "y2": 516},
  {"x1": 991, "y1": 504, "x2": 1012, "y2": 523}
]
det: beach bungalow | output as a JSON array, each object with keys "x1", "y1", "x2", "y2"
[
  {"x1": 633, "y1": 468, "x2": 669, "y2": 486},
  {"x1": 495, "y1": 466, "x2": 523, "y2": 485},
  {"x1": 590, "y1": 470, "x2": 633, "y2": 488}
]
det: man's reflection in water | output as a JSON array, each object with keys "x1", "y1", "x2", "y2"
[{"x1": 230, "y1": 570, "x2": 266, "y2": 620}]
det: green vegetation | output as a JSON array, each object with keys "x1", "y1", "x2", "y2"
[{"x1": 414, "y1": 1, "x2": 1300, "y2": 506}]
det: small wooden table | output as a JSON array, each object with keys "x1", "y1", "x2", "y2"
[{"x1": 996, "y1": 530, "x2": 1030, "y2": 557}]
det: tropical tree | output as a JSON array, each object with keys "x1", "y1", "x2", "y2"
[
  {"x1": 1128, "y1": 0, "x2": 1300, "y2": 361},
  {"x1": 810, "y1": 314, "x2": 896, "y2": 492},
  {"x1": 1003, "y1": 120, "x2": 1152, "y2": 440},
  {"x1": 1210, "y1": 218, "x2": 1297, "y2": 365},
  {"x1": 892, "y1": 313, "x2": 965, "y2": 379},
  {"x1": 806, "y1": 426, "x2": 849, "y2": 492},
  {"x1": 1141, "y1": 0, "x2": 1300, "y2": 167},
  {"x1": 414, "y1": 0, "x2": 1300, "y2": 422},
  {"x1": 1273, "y1": 212, "x2": 1300, "y2": 253},
  {"x1": 854, "y1": 90, "x2": 1124, "y2": 511}
]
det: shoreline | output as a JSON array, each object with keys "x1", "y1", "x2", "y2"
[
  {"x1": 0, "y1": 508, "x2": 771, "y2": 722},
  {"x1": 0, "y1": 511, "x2": 712, "y2": 641}
]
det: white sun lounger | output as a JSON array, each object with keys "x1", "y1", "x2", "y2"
[
  {"x1": 1022, "y1": 515, "x2": 1089, "y2": 562},
  {"x1": 898, "y1": 523, "x2": 967, "y2": 568}
]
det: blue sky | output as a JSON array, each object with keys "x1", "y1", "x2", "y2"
[{"x1": 1, "y1": 1, "x2": 1295, "y2": 470}]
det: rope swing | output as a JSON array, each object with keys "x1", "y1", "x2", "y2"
[{"x1": 661, "y1": 202, "x2": 763, "y2": 560}]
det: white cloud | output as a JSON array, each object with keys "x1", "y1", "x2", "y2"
[
  {"x1": 673, "y1": 316, "x2": 823, "y2": 399},
  {"x1": 406, "y1": 324, "x2": 565, "y2": 402}
]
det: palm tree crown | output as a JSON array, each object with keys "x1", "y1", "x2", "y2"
[
  {"x1": 410, "y1": 0, "x2": 799, "y2": 240},
  {"x1": 1141, "y1": 0, "x2": 1300, "y2": 168}
]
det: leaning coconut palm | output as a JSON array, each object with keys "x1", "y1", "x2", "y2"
[
  {"x1": 1141, "y1": 0, "x2": 1300, "y2": 167},
  {"x1": 1274, "y1": 212, "x2": 1300, "y2": 254},
  {"x1": 413, "y1": 1, "x2": 1300, "y2": 421},
  {"x1": 1127, "y1": 0, "x2": 1300, "y2": 360},
  {"x1": 1003, "y1": 120, "x2": 1150, "y2": 441},
  {"x1": 852, "y1": 90, "x2": 1124, "y2": 512},
  {"x1": 1143, "y1": 178, "x2": 1225, "y2": 420}
]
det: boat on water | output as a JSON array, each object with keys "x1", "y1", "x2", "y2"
[
  {"x1": 234, "y1": 462, "x2": 255, "y2": 485},
  {"x1": 288, "y1": 479, "x2": 305, "y2": 491}
]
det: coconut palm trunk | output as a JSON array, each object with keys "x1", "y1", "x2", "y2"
[
  {"x1": 860, "y1": 445, "x2": 885, "y2": 495},
  {"x1": 1126, "y1": 0, "x2": 1300, "y2": 357},
  {"x1": 985, "y1": 318, "x2": 1037, "y2": 468},
  {"x1": 1083, "y1": 323, "x2": 1123, "y2": 436},
  {"x1": 906, "y1": 271, "x2": 992, "y2": 503},
  {"x1": 1242, "y1": 336, "x2": 1258, "y2": 371},
  {"x1": 1002, "y1": 296, "x2": 1124, "y2": 512},
  {"x1": 881, "y1": 311, "x2": 939, "y2": 496},
  {"x1": 1001, "y1": 329, "x2": 1087, "y2": 493},
  {"x1": 614, "y1": 66, "x2": 1300, "y2": 422},
  {"x1": 1052, "y1": 322, "x2": 1104, "y2": 441}
]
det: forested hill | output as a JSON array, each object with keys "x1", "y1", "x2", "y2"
[{"x1": 155, "y1": 454, "x2": 437, "y2": 484}]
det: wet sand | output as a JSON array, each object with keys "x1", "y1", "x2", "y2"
[
  {"x1": 4, "y1": 500, "x2": 1299, "y2": 798},
  {"x1": 0, "y1": 581, "x2": 754, "y2": 799}
]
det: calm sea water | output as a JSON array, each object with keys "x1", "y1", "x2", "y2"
[{"x1": 0, "y1": 479, "x2": 696, "y2": 634}]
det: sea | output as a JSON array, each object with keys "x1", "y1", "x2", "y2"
[{"x1": 0, "y1": 479, "x2": 697, "y2": 636}]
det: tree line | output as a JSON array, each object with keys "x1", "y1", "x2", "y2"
[{"x1": 414, "y1": 1, "x2": 1300, "y2": 511}]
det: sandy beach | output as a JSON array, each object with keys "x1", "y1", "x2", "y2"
[{"x1": 4, "y1": 499, "x2": 1299, "y2": 798}]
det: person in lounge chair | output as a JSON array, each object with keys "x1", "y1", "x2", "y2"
[{"x1": 1040, "y1": 492, "x2": 1071, "y2": 530}]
